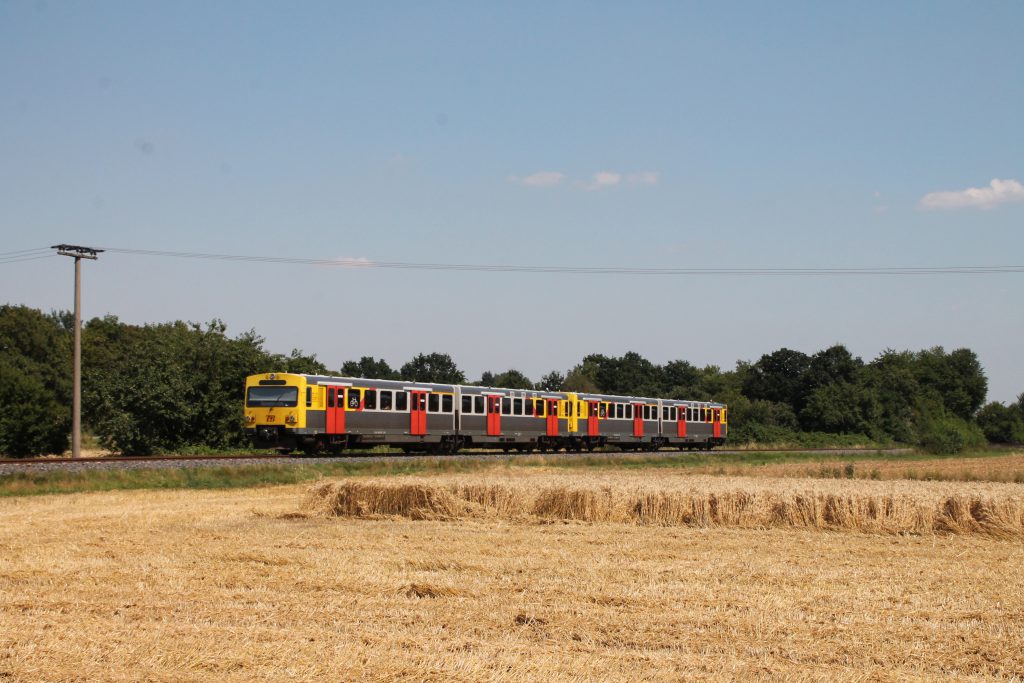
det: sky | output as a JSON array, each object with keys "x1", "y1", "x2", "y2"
[{"x1": 1, "y1": 1, "x2": 1022, "y2": 402}]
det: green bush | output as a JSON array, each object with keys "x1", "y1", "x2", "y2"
[
  {"x1": 727, "y1": 421, "x2": 880, "y2": 448},
  {"x1": 917, "y1": 416, "x2": 987, "y2": 455}
]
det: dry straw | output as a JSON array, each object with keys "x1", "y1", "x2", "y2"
[{"x1": 304, "y1": 472, "x2": 1024, "y2": 537}]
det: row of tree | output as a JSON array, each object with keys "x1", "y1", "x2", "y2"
[{"x1": 1, "y1": 304, "x2": 1021, "y2": 456}]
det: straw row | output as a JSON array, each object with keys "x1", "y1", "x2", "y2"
[{"x1": 304, "y1": 478, "x2": 1024, "y2": 537}]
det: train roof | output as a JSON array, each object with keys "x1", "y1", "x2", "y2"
[{"x1": 259, "y1": 372, "x2": 723, "y2": 406}]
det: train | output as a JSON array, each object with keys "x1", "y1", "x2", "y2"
[{"x1": 244, "y1": 372, "x2": 727, "y2": 455}]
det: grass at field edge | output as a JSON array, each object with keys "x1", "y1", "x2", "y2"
[{"x1": 1, "y1": 448, "x2": 1019, "y2": 498}]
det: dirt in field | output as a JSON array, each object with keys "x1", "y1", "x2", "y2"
[{"x1": 1, "y1": 470, "x2": 1023, "y2": 681}]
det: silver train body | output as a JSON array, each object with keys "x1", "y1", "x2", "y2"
[{"x1": 244, "y1": 373, "x2": 728, "y2": 455}]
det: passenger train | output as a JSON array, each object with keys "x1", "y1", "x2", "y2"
[{"x1": 244, "y1": 372, "x2": 727, "y2": 455}]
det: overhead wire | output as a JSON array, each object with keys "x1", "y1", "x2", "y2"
[
  {"x1": 94, "y1": 246, "x2": 1024, "y2": 277},
  {"x1": 3, "y1": 244, "x2": 1022, "y2": 275},
  {"x1": 0, "y1": 254, "x2": 56, "y2": 265}
]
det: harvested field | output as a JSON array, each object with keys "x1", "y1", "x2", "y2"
[
  {"x1": 306, "y1": 470, "x2": 1024, "y2": 537},
  {"x1": 1, "y1": 470, "x2": 1023, "y2": 681},
  {"x1": 682, "y1": 452, "x2": 1024, "y2": 484}
]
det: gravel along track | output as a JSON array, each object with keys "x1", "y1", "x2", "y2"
[{"x1": 0, "y1": 448, "x2": 912, "y2": 477}]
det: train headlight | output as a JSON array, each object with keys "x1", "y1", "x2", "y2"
[
  {"x1": 245, "y1": 414, "x2": 255, "y2": 424},
  {"x1": 286, "y1": 414, "x2": 297, "y2": 425}
]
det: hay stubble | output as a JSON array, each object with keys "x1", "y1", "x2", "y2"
[{"x1": 1, "y1": 469, "x2": 1023, "y2": 681}]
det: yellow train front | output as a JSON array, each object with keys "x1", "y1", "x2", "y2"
[{"x1": 244, "y1": 373, "x2": 312, "y2": 453}]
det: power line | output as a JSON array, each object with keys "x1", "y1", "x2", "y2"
[
  {"x1": 0, "y1": 247, "x2": 51, "y2": 257},
  {"x1": 0, "y1": 254, "x2": 56, "y2": 265},
  {"x1": 3, "y1": 244, "x2": 1022, "y2": 275},
  {"x1": 95, "y1": 246, "x2": 1024, "y2": 276}
]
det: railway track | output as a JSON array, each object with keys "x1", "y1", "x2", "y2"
[{"x1": 0, "y1": 448, "x2": 913, "y2": 476}]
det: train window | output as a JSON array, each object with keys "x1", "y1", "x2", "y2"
[
  {"x1": 462, "y1": 396, "x2": 472, "y2": 413},
  {"x1": 600, "y1": 403, "x2": 607, "y2": 418},
  {"x1": 327, "y1": 389, "x2": 335, "y2": 408},
  {"x1": 699, "y1": 407, "x2": 706, "y2": 422},
  {"x1": 306, "y1": 387, "x2": 312, "y2": 407},
  {"x1": 525, "y1": 399, "x2": 534, "y2": 416},
  {"x1": 513, "y1": 398, "x2": 523, "y2": 415},
  {"x1": 537, "y1": 401, "x2": 546, "y2": 418},
  {"x1": 662, "y1": 407, "x2": 669, "y2": 420},
  {"x1": 641, "y1": 405, "x2": 649, "y2": 420},
  {"x1": 625, "y1": 404, "x2": 632, "y2": 419},
  {"x1": 442, "y1": 395, "x2": 453, "y2": 413},
  {"x1": 614, "y1": 403, "x2": 621, "y2": 419},
  {"x1": 474, "y1": 396, "x2": 484, "y2": 413},
  {"x1": 348, "y1": 390, "x2": 362, "y2": 410},
  {"x1": 364, "y1": 389, "x2": 377, "y2": 410},
  {"x1": 380, "y1": 391, "x2": 392, "y2": 411},
  {"x1": 501, "y1": 397, "x2": 511, "y2": 414},
  {"x1": 247, "y1": 386, "x2": 298, "y2": 407},
  {"x1": 722, "y1": 408, "x2": 728, "y2": 423},
  {"x1": 428, "y1": 393, "x2": 439, "y2": 413}
]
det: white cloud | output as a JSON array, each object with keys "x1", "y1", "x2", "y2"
[
  {"x1": 509, "y1": 171, "x2": 564, "y2": 187},
  {"x1": 919, "y1": 178, "x2": 1024, "y2": 210},
  {"x1": 332, "y1": 256, "x2": 372, "y2": 267},
  {"x1": 581, "y1": 171, "x2": 622, "y2": 191},
  {"x1": 510, "y1": 169, "x2": 659, "y2": 191},
  {"x1": 627, "y1": 171, "x2": 659, "y2": 186}
]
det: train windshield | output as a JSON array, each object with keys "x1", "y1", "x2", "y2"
[{"x1": 246, "y1": 386, "x2": 298, "y2": 407}]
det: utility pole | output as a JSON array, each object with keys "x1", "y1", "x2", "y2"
[{"x1": 52, "y1": 244, "x2": 103, "y2": 458}]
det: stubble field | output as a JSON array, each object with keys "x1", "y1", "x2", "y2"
[{"x1": 2, "y1": 463, "x2": 1023, "y2": 681}]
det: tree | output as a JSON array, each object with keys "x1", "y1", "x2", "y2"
[
  {"x1": 805, "y1": 345, "x2": 862, "y2": 390},
  {"x1": 0, "y1": 305, "x2": 71, "y2": 455},
  {"x1": 913, "y1": 347, "x2": 987, "y2": 420},
  {"x1": 84, "y1": 319, "x2": 284, "y2": 454},
  {"x1": 399, "y1": 352, "x2": 466, "y2": 384},
  {"x1": 594, "y1": 351, "x2": 661, "y2": 396},
  {"x1": 742, "y1": 348, "x2": 812, "y2": 411},
  {"x1": 800, "y1": 381, "x2": 880, "y2": 435},
  {"x1": 859, "y1": 350, "x2": 920, "y2": 443},
  {"x1": 976, "y1": 401, "x2": 1024, "y2": 444},
  {"x1": 341, "y1": 356, "x2": 396, "y2": 379},
  {"x1": 661, "y1": 359, "x2": 700, "y2": 396},
  {"x1": 536, "y1": 371, "x2": 565, "y2": 391},
  {"x1": 563, "y1": 367, "x2": 598, "y2": 393},
  {"x1": 492, "y1": 369, "x2": 533, "y2": 389}
]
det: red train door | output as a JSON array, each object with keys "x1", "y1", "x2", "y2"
[
  {"x1": 633, "y1": 402, "x2": 644, "y2": 437},
  {"x1": 588, "y1": 401, "x2": 599, "y2": 436},
  {"x1": 410, "y1": 391, "x2": 427, "y2": 436},
  {"x1": 326, "y1": 387, "x2": 345, "y2": 434},
  {"x1": 713, "y1": 409, "x2": 722, "y2": 439},
  {"x1": 487, "y1": 396, "x2": 501, "y2": 436},
  {"x1": 546, "y1": 399, "x2": 559, "y2": 436},
  {"x1": 677, "y1": 406, "x2": 686, "y2": 438}
]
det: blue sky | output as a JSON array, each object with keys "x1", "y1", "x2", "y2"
[{"x1": 2, "y1": 1, "x2": 1022, "y2": 401}]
